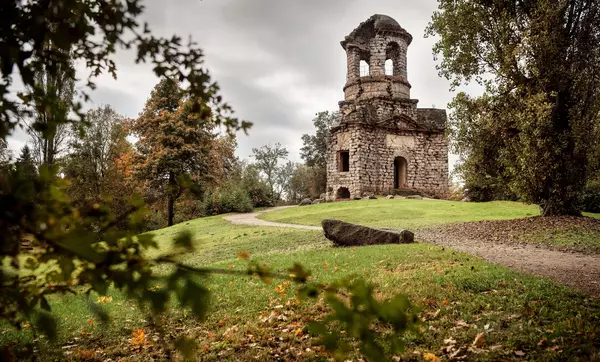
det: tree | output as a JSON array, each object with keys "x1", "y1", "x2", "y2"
[
  {"x1": 131, "y1": 78, "x2": 216, "y2": 226},
  {"x1": 251, "y1": 143, "x2": 290, "y2": 202},
  {"x1": 15, "y1": 145, "x2": 37, "y2": 178},
  {"x1": 23, "y1": 57, "x2": 75, "y2": 166},
  {"x1": 300, "y1": 111, "x2": 338, "y2": 195},
  {"x1": 300, "y1": 111, "x2": 338, "y2": 168},
  {"x1": 448, "y1": 93, "x2": 517, "y2": 202},
  {"x1": 427, "y1": 0, "x2": 600, "y2": 216},
  {"x1": 0, "y1": 139, "x2": 11, "y2": 170},
  {"x1": 287, "y1": 164, "x2": 311, "y2": 203},
  {"x1": 63, "y1": 105, "x2": 136, "y2": 224}
]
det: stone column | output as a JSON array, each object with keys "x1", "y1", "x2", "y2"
[
  {"x1": 346, "y1": 46, "x2": 360, "y2": 82},
  {"x1": 369, "y1": 38, "x2": 386, "y2": 76}
]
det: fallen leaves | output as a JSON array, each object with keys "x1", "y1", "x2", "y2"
[
  {"x1": 96, "y1": 296, "x2": 112, "y2": 304},
  {"x1": 423, "y1": 352, "x2": 441, "y2": 361},
  {"x1": 129, "y1": 328, "x2": 150, "y2": 349},
  {"x1": 237, "y1": 251, "x2": 251, "y2": 260},
  {"x1": 472, "y1": 332, "x2": 485, "y2": 348}
]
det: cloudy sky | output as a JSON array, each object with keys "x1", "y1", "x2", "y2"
[{"x1": 10, "y1": 0, "x2": 483, "y2": 169}]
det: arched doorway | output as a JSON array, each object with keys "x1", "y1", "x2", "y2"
[
  {"x1": 336, "y1": 187, "x2": 351, "y2": 199},
  {"x1": 394, "y1": 157, "x2": 408, "y2": 189}
]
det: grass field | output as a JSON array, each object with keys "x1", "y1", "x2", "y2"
[
  {"x1": 259, "y1": 199, "x2": 541, "y2": 228},
  {"x1": 3, "y1": 201, "x2": 600, "y2": 361}
]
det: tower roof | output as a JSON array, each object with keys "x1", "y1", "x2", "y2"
[{"x1": 341, "y1": 14, "x2": 413, "y2": 49}]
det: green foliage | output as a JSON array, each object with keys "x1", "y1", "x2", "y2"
[
  {"x1": 131, "y1": 78, "x2": 217, "y2": 226},
  {"x1": 582, "y1": 178, "x2": 600, "y2": 213},
  {"x1": 300, "y1": 111, "x2": 338, "y2": 196},
  {"x1": 15, "y1": 145, "x2": 37, "y2": 179},
  {"x1": 300, "y1": 111, "x2": 338, "y2": 168},
  {"x1": 304, "y1": 277, "x2": 418, "y2": 362},
  {"x1": 202, "y1": 184, "x2": 253, "y2": 216},
  {"x1": 427, "y1": 0, "x2": 600, "y2": 215},
  {"x1": 251, "y1": 143, "x2": 291, "y2": 202}
]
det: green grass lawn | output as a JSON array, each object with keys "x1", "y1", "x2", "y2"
[
  {"x1": 259, "y1": 199, "x2": 541, "y2": 228},
  {"x1": 3, "y1": 204, "x2": 600, "y2": 361}
]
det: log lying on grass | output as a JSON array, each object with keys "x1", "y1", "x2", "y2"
[{"x1": 321, "y1": 219, "x2": 414, "y2": 246}]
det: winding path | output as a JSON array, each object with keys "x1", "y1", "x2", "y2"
[
  {"x1": 223, "y1": 206, "x2": 600, "y2": 296},
  {"x1": 223, "y1": 206, "x2": 321, "y2": 231}
]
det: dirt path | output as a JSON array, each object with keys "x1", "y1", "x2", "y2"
[
  {"x1": 224, "y1": 207, "x2": 600, "y2": 296},
  {"x1": 418, "y1": 229, "x2": 600, "y2": 296},
  {"x1": 223, "y1": 206, "x2": 321, "y2": 231}
]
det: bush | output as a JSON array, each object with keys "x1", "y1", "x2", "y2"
[
  {"x1": 246, "y1": 185, "x2": 273, "y2": 208},
  {"x1": 582, "y1": 179, "x2": 600, "y2": 213},
  {"x1": 202, "y1": 186, "x2": 253, "y2": 216}
]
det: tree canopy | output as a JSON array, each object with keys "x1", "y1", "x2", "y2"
[{"x1": 427, "y1": 0, "x2": 600, "y2": 215}]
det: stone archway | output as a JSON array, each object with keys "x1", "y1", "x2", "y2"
[
  {"x1": 394, "y1": 157, "x2": 408, "y2": 189},
  {"x1": 336, "y1": 187, "x2": 351, "y2": 199}
]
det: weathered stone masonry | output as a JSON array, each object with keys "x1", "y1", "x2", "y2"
[{"x1": 326, "y1": 14, "x2": 449, "y2": 199}]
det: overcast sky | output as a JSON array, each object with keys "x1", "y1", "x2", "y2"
[{"x1": 9, "y1": 0, "x2": 484, "y2": 170}]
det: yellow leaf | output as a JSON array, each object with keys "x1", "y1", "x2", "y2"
[
  {"x1": 423, "y1": 352, "x2": 441, "y2": 362},
  {"x1": 129, "y1": 328, "x2": 147, "y2": 348},
  {"x1": 294, "y1": 328, "x2": 303, "y2": 337},
  {"x1": 96, "y1": 296, "x2": 112, "y2": 304}
]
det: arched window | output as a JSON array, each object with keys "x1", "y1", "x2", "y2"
[
  {"x1": 359, "y1": 60, "x2": 370, "y2": 77},
  {"x1": 394, "y1": 157, "x2": 408, "y2": 189},
  {"x1": 385, "y1": 59, "x2": 394, "y2": 75},
  {"x1": 386, "y1": 42, "x2": 401, "y2": 76}
]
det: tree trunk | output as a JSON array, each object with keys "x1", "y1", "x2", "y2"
[
  {"x1": 539, "y1": 89, "x2": 585, "y2": 217},
  {"x1": 167, "y1": 172, "x2": 176, "y2": 226}
]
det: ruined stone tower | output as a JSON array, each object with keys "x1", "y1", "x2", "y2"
[{"x1": 326, "y1": 14, "x2": 449, "y2": 199}]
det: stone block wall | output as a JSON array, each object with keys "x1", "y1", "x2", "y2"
[{"x1": 327, "y1": 124, "x2": 449, "y2": 199}]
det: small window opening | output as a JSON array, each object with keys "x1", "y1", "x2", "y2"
[
  {"x1": 336, "y1": 187, "x2": 351, "y2": 199},
  {"x1": 338, "y1": 151, "x2": 350, "y2": 172},
  {"x1": 359, "y1": 60, "x2": 370, "y2": 77},
  {"x1": 385, "y1": 59, "x2": 394, "y2": 76}
]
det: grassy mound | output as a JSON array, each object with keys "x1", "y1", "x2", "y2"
[{"x1": 3, "y1": 204, "x2": 600, "y2": 361}]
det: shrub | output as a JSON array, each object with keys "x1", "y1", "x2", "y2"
[
  {"x1": 202, "y1": 185, "x2": 253, "y2": 216},
  {"x1": 582, "y1": 179, "x2": 600, "y2": 213}
]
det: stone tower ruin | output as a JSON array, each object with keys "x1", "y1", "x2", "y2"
[{"x1": 326, "y1": 14, "x2": 449, "y2": 200}]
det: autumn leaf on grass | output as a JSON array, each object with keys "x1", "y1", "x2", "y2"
[
  {"x1": 129, "y1": 328, "x2": 148, "y2": 349},
  {"x1": 237, "y1": 251, "x2": 251, "y2": 260},
  {"x1": 96, "y1": 296, "x2": 112, "y2": 304},
  {"x1": 472, "y1": 332, "x2": 486, "y2": 348},
  {"x1": 423, "y1": 352, "x2": 441, "y2": 362}
]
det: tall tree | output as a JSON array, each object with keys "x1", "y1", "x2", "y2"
[
  {"x1": 427, "y1": 0, "x2": 600, "y2": 216},
  {"x1": 24, "y1": 56, "x2": 75, "y2": 166},
  {"x1": 251, "y1": 143, "x2": 290, "y2": 201},
  {"x1": 15, "y1": 145, "x2": 37, "y2": 178},
  {"x1": 131, "y1": 78, "x2": 216, "y2": 226},
  {"x1": 0, "y1": 139, "x2": 10, "y2": 170},
  {"x1": 63, "y1": 105, "x2": 135, "y2": 221},
  {"x1": 300, "y1": 111, "x2": 338, "y2": 168},
  {"x1": 300, "y1": 111, "x2": 338, "y2": 195}
]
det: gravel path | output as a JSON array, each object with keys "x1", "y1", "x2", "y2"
[
  {"x1": 223, "y1": 206, "x2": 321, "y2": 231},
  {"x1": 418, "y1": 229, "x2": 600, "y2": 296},
  {"x1": 224, "y1": 207, "x2": 600, "y2": 296}
]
